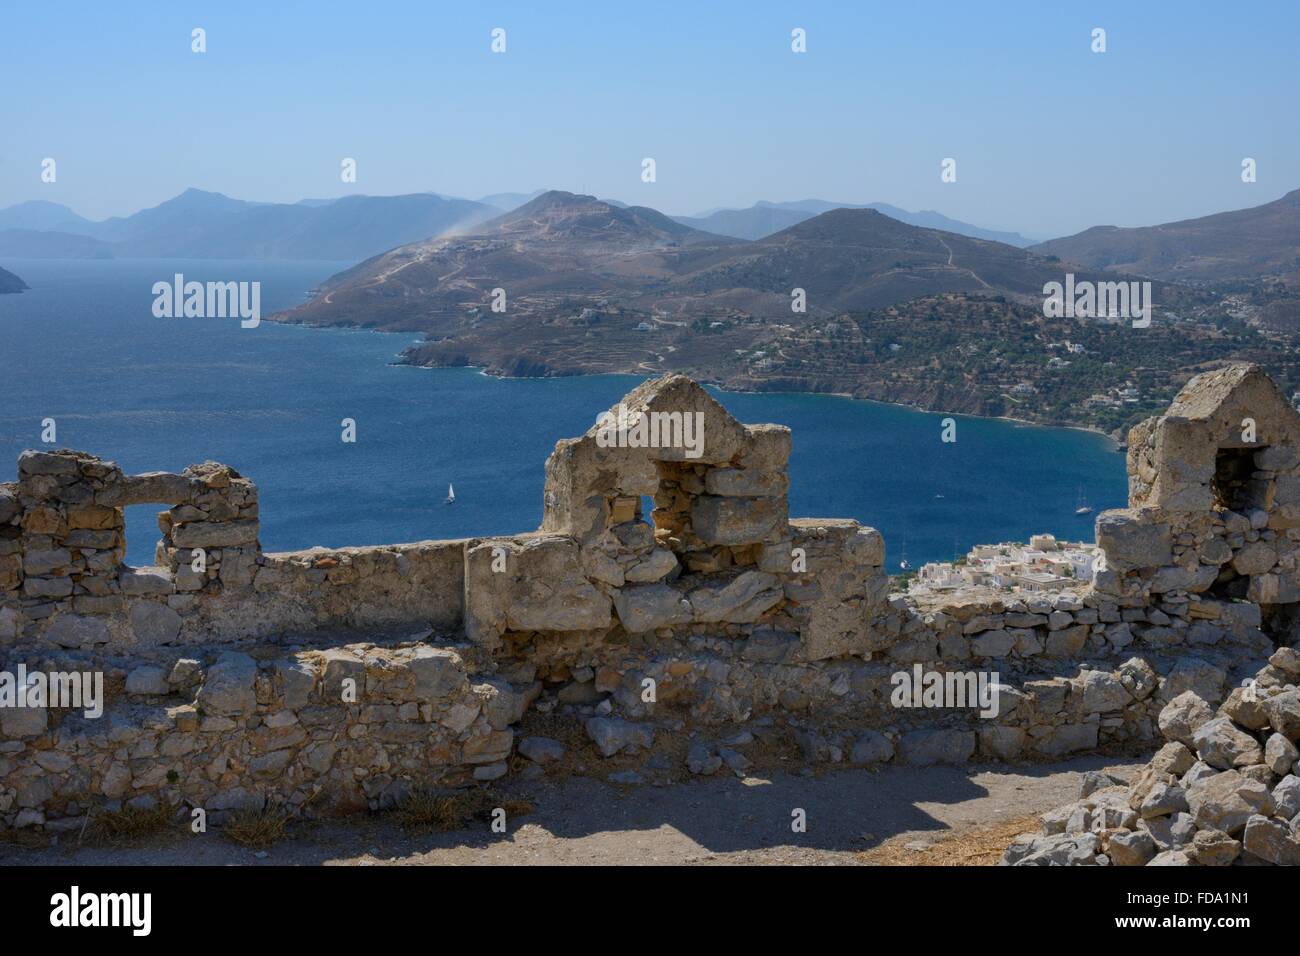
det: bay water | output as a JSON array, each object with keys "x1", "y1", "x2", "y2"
[{"x1": 0, "y1": 258, "x2": 1127, "y2": 569}]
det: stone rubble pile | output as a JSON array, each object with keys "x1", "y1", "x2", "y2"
[{"x1": 1003, "y1": 645, "x2": 1300, "y2": 865}]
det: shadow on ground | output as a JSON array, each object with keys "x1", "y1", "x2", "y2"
[{"x1": 0, "y1": 755, "x2": 1144, "y2": 866}]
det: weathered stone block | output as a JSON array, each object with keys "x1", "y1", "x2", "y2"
[
  {"x1": 704, "y1": 468, "x2": 788, "y2": 498},
  {"x1": 849, "y1": 730, "x2": 894, "y2": 765},
  {"x1": 18, "y1": 450, "x2": 81, "y2": 476},
  {"x1": 688, "y1": 570, "x2": 782, "y2": 624},
  {"x1": 115, "y1": 472, "x2": 195, "y2": 506},
  {"x1": 275, "y1": 659, "x2": 317, "y2": 709},
  {"x1": 624, "y1": 548, "x2": 678, "y2": 583},
  {"x1": 124, "y1": 665, "x2": 170, "y2": 696},
  {"x1": 1232, "y1": 542, "x2": 1277, "y2": 575},
  {"x1": 1192, "y1": 717, "x2": 1263, "y2": 769},
  {"x1": 1150, "y1": 563, "x2": 1218, "y2": 593},
  {"x1": 0, "y1": 699, "x2": 46, "y2": 738},
  {"x1": 585, "y1": 717, "x2": 653, "y2": 757},
  {"x1": 1096, "y1": 511, "x2": 1173, "y2": 570},
  {"x1": 690, "y1": 495, "x2": 785, "y2": 546},
  {"x1": 408, "y1": 647, "x2": 467, "y2": 699},
  {"x1": 464, "y1": 535, "x2": 611, "y2": 645},
  {"x1": 1076, "y1": 669, "x2": 1132, "y2": 712},
  {"x1": 970, "y1": 629, "x2": 1014, "y2": 657},
  {"x1": 978, "y1": 725, "x2": 1025, "y2": 761},
  {"x1": 1158, "y1": 691, "x2": 1215, "y2": 747},
  {"x1": 196, "y1": 652, "x2": 258, "y2": 717},
  {"x1": 1035, "y1": 722, "x2": 1099, "y2": 757},
  {"x1": 898, "y1": 729, "x2": 975, "y2": 765},
  {"x1": 22, "y1": 549, "x2": 72, "y2": 576},
  {"x1": 170, "y1": 519, "x2": 259, "y2": 549},
  {"x1": 1187, "y1": 770, "x2": 1273, "y2": 836},
  {"x1": 130, "y1": 601, "x2": 182, "y2": 646},
  {"x1": 43, "y1": 613, "x2": 109, "y2": 648},
  {"x1": 1044, "y1": 624, "x2": 1088, "y2": 658},
  {"x1": 612, "y1": 583, "x2": 692, "y2": 632}
]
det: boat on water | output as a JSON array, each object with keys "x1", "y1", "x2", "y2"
[
  {"x1": 1074, "y1": 485, "x2": 1092, "y2": 515},
  {"x1": 444, "y1": 483, "x2": 455, "y2": 505}
]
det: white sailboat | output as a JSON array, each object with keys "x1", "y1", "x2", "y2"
[
  {"x1": 1074, "y1": 485, "x2": 1092, "y2": 515},
  {"x1": 444, "y1": 483, "x2": 455, "y2": 505}
]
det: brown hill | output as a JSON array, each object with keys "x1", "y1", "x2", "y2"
[
  {"x1": 277, "y1": 191, "x2": 1104, "y2": 336},
  {"x1": 1032, "y1": 188, "x2": 1300, "y2": 284}
]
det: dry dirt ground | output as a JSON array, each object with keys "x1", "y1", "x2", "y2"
[{"x1": 0, "y1": 755, "x2": 1142, "y2": 866}]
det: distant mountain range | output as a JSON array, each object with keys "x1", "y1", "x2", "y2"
[
  {"x1": 673, "y1": 199, "x2": 1037, "y2": 246},
  {"x1": 0, "y1": 188, "x2": 1036, "y2": 261},
  {"x1": 1032, "y1": 188, "x2": 1300, "y2": 284},
  {"x1": 0, "y1": 265, "x2": 27, "y2": 294},
  {"x1": 0, "y1": 189, "x2": 497, "y2": 261},
  {"x1": 272, "y1": 190, "x2": 1148, "y2": 381}
]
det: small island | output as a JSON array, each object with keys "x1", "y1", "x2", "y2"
[{"x1": 0, "y1": 265, "x2": 28, "y2": 294}]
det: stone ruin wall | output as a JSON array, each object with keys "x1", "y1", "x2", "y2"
[
  {"x1": 2, "y1": 364, "x2": 1297, "y2": 831},
  {"x1": 995, "y1": 365, "x2": 1300, "y2": 865}
]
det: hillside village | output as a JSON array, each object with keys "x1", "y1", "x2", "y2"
[{"x1": 910, "y1": 533, "x2": 1103, "y2": 596}]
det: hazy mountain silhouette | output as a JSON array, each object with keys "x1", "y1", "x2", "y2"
[
  {"x1": 0, "y1": 189, "x2": 496, "y2": 261},
  {"x1": 0, "y1": 200, "x2": 98, "y2": 234},
  {"x1": 674, "y1": 199, "x2": 1036, "y2": 245},
  {"x1": 0, "y1": 229, "x2": 113, "y2": 258}
]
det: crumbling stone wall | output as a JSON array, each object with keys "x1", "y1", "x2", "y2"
[
  {"x1": 1099, "y1": 364, "x2": 1300, "y2": 615},
  {"x1": 474, "y1": 376, "x2": 889, "y2": 663},
  {"x1": 0, "y1": 640, "x2": 524, "y2": 828},
  {"x1": 2, "y1": 364, "x2": 1296, "y2": 833},
  {"x1": 1000, "y1": 364, "x2": 1300, "y2": 866},
  {"x1": 0, "y1": 451, "x2": 464, "y2": 651}
]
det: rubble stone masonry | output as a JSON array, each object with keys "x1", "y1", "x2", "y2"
[{"x1": 2, "y1": 364, "x2": 1297, "y2": 838}]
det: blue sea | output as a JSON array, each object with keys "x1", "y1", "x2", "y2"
[{"x1": 0, "y1": 258, "x2": 1128, "y2": 569}]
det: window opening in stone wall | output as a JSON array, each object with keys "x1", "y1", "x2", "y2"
[{"x1": 1212, "y1": 446, "x2": 1261, "y2": 512}]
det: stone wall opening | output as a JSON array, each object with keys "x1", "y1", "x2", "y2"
[
  {"x1": 122, "y1": 502, "x2": 162, "y2": 571},
  {"x1": 1260, "y1": 602, "x2": 1300, "y2": 647},
  {"x1": 1208, "y1": 570, "x2": 1250, "y2": 603},
  {"x1": 1212, "y1": 445, "x2": 1264, "y2": 511}
]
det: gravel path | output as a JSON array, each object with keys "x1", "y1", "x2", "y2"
[{"x1": 1, "y1": 755, "x2": 1143, "y2": 866}]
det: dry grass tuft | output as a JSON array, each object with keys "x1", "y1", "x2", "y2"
[
  {"x1": 858, "y1": 814, "x2": 1041, "y2": 867},
  {"x1": 223, "y1": 805, "x2": 293, "y2": 849},
  {"x1": 497, "y1": 798, "x2": 535, "y2": 818},
  {"x1": 0, "y1": 827, "x2": 52, "y2": 850},
  {"x1": 84, "y1": 801, "x2": 179, "y2": 845},
  {"x1": 393, "y1": 790, "x2": 482, "y2": 831},
  {"x1": 393, "y1": 788, "x2": 534, "y2": 832}
]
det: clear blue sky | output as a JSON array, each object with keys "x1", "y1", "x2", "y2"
[{"x1": 3, "y1": 0, "x2": 1297, "y2": 237}]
